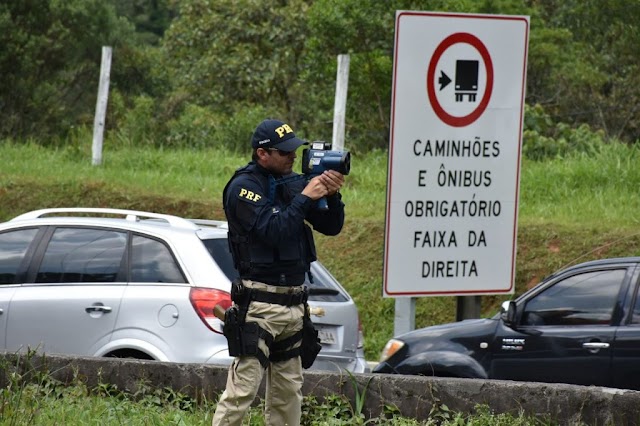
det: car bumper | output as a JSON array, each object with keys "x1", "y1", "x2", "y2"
[
  {"x1": 205, "y1": 349, "x2": 233, "y2": 366},
  {"x1": 372, "y1": 361, "x2": 395, "y2": 374},
  {"x1": 206, "y1": 350, "x2": 368, "y2": 373},
  {"x1": 312, "y1": 354, "x2": 369, "y2": 373}
]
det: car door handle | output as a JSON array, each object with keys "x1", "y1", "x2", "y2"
[
  {"x1": 583, "y1": 342, "x2": 610, "y2": 349},
  {"x1": 85, "y1": 305, "x2": 113, "y2": 313}
]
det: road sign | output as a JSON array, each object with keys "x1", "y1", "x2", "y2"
[{"x1": 384, "y1": 11, "x2": 530, "y2": 297}]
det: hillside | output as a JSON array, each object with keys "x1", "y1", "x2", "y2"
[{"x1": 3, "y1": 172, "x2": 640, "y2": 360}]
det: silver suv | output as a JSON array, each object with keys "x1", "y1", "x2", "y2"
[{"x1": 0, "y1": 208, "x2": 367, "y2": 373}]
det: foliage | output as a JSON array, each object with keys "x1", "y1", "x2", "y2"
[
  {"x1": 164, "y1": 103, "x2": 270, "y2": 151},
  {"x1": 0, "y1": 0, "x2": 134, "y2": 140},
  {"x1": 541, "y1": 0, "x2": 640, "y2": 143},
  {"x1": 523, "y1": 104, "x2": 607, "y2": 160},
  {"x1": 109, "y1": 93, "x2": 159, "y2": 146},
  {"x1": 156, "y1": 0, "x2": 640, "y2": 152},
  {"x1": 3, "y1": 0, "x2": 640, "y2": 149},
  {"x1": 161, "y1": 0, "x2": 310, "y2": 118},
  {"x1": 111, "y1": 0, "x2": 177, "y2": 45},
  {"x1": 344, "y1": 370, "x2": 374, "y2": 423}
]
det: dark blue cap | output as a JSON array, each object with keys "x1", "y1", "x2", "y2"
[{"x1": 251, "y1": 119, "x2": 306, "y2": 152}]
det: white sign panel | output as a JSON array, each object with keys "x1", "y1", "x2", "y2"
[{"x1": 384, "y1": 11, "x2": 529, "y2": 297}]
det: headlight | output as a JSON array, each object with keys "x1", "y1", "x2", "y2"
[{"x1": 379, "y1": 338, "x2": 405, "y2": 362}]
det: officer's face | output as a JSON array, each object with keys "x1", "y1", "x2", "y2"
[{"x1": 259, "y1": 147, "x2": 297, "y2": 175}]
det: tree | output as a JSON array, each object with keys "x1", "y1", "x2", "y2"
[
  {"x1": 162, "y1": 0, "x2": 311, "y2": 123},
  {"x1": 112, "y1": 0, "x2": 177, "y2": 45},
  {"x1": 550, "y1": 0, "x2": 640, "y2": 142},
  {"x1": 0, "y1": 0, "x2": 134, "y2": 140}
]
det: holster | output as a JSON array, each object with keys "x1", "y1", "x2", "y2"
[
  {"x1": 223, "y1": 306, "x2": 261, "y2": 358},
  {"x1": 300, "y1": 305, "x2": 322, "y2": 369}
]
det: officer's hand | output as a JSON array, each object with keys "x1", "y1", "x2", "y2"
[
  {"x1": 302, "y1": 176, "x2": 329, "y2": 200},
  {"x1": 318, "y1": 170, "x2": 344, "y2": 196}
]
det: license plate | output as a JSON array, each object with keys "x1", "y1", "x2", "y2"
[{"x1": 318, "y1": 330, "x2": 336, "y2": 345}]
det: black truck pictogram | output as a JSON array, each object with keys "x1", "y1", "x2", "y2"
[{"x1": 454, "y1": 60, "x2": 479, "y2": 102}]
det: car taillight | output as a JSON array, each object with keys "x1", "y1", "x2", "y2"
[
  {"x1": 189, "y1": 287, "x2": 232, "y2": 334},
  {"x1": 357, "y1": 317, "x2": 365, "y2": 349}
]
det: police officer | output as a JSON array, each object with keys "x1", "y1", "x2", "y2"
[{"x1": 212, "y1": 119, "x2": 345, "y2": 426}]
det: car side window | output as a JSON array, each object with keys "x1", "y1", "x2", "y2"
[
  {"x1": 130, "y1": 235, "x2": 185, "y2": 283},
  {"x1": 201, "y1": 238, "x2": 239, "y2": 281},
  {"x1": 36, "y1": 227, "x2": 127, "y2": 283},
  {"x1": 629, "y1": 284, "x2": 640, "y2": 325},
  {"x1": 0, "y1": 228, "x2": 39, "y2": 284},
  {"x1": 522, "y1": 269, "x2": 626, "y2": 326}
]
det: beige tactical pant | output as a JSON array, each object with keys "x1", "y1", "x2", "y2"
[{"x1": 212, "y1": 281, "x2": 305, "y2": 426}]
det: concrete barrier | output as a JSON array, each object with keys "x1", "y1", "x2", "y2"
[{"x1": 2, "y1": 352, "x2": 639, "y2": 425}]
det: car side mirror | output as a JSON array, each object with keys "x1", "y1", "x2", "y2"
[{"x1": 500, "y1": 300, "x2": 517, "y2": 328}]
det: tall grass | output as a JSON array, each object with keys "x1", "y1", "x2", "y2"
[
  {"x1": 4, "y1": 139, "x2": 639, "y2": 226},
  {"x1": 0, "y1": 140, "x2": 386, "y2": 221},
  {"x1": 519, "y1": 143, "x2": 640, "y2": 227}
]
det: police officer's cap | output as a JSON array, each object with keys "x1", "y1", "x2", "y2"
[{"x1": 251, "y1": 119, "x2": 306, "y2": 152}]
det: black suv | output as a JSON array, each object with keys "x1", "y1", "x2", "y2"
[{"x1": 374, "y1": 257, "x2": 640, "y2": 390}]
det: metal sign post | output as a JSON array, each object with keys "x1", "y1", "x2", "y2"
[{"x1": 332, "y1": 54, "x2": 350, "y2": 151}]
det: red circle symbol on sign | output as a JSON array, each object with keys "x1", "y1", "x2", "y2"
[{"x1": 426, "y1": 32, "x2": 494, "y2": 127}]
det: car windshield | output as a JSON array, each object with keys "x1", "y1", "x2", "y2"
[{"x1": 201, "y1": 238, "x2": 348, "y2": 302}]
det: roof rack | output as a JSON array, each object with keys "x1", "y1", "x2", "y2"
[
  {"x1": 187, "y1": 219, "x2": 228, "y2": 229},
  {"x1": 10, "y1": 208, "x2": 199, "y2": 230}
]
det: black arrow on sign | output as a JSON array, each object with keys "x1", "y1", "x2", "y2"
[{"x1": 438, "y1": 71, "x2": 451, "y2": 91}]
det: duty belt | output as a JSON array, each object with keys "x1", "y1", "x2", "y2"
[{"x1": 249, "y1": 288, "x2": 307, "y2": 306}]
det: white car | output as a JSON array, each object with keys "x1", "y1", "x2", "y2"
[{"x1": 0, "y1": 208, "x2": 367, "y2": 373}]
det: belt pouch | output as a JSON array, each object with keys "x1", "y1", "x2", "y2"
[{"x1": 300, "y1": 313, "x2": 322, "y2": 369}]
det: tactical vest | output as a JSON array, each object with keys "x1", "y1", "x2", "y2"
[{"x1": 223, "y1": 163, "x2": 317, "y2": 285}]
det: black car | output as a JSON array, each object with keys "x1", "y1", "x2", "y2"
[{"x1": 374, "y1": 257, "x2": 640, "y2": 390}]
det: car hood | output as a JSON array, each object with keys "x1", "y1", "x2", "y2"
[{"x1": 397, "y1": 318, "x2": 498, "y2": 351}]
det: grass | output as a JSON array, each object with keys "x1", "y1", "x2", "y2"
[
  {"x1": 0, "y1": 139, "x2": 387, "y2": 220},
  {"x1": 519, "y1": 144, "x2": 640, "y2": 227},
  {"x1": 2, "y1": 139, "x2": 640, "y2": 362}
]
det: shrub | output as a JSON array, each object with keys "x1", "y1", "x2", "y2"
[
  {"x1": 164, "y1": 104, "x2": 274, "y2": 152},
  {"x1": 523, "y1": 103, "x2": 607, "y2": 160}
]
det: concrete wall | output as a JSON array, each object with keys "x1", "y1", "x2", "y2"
[{"x1": 2, "y1": 353, "x2": 640, "y2": 425}]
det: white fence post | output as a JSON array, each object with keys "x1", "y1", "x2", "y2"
[
  {"x1": 332, "y1": 54, "x2": 350, "y2": 151},
  {"x1": 92, "y1": 46, "x2": 112, "y2": 166}
]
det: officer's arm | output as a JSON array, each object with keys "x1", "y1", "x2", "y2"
[
  {"x1": 282, "y1": 174, "x2": 344, "y2": 236},
  {"x1": 306, "y1": 170, "x2": 345, "y2": 235},
  {"x1": 306, "y1": 193, "x2": 345, "y2": 236}
]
